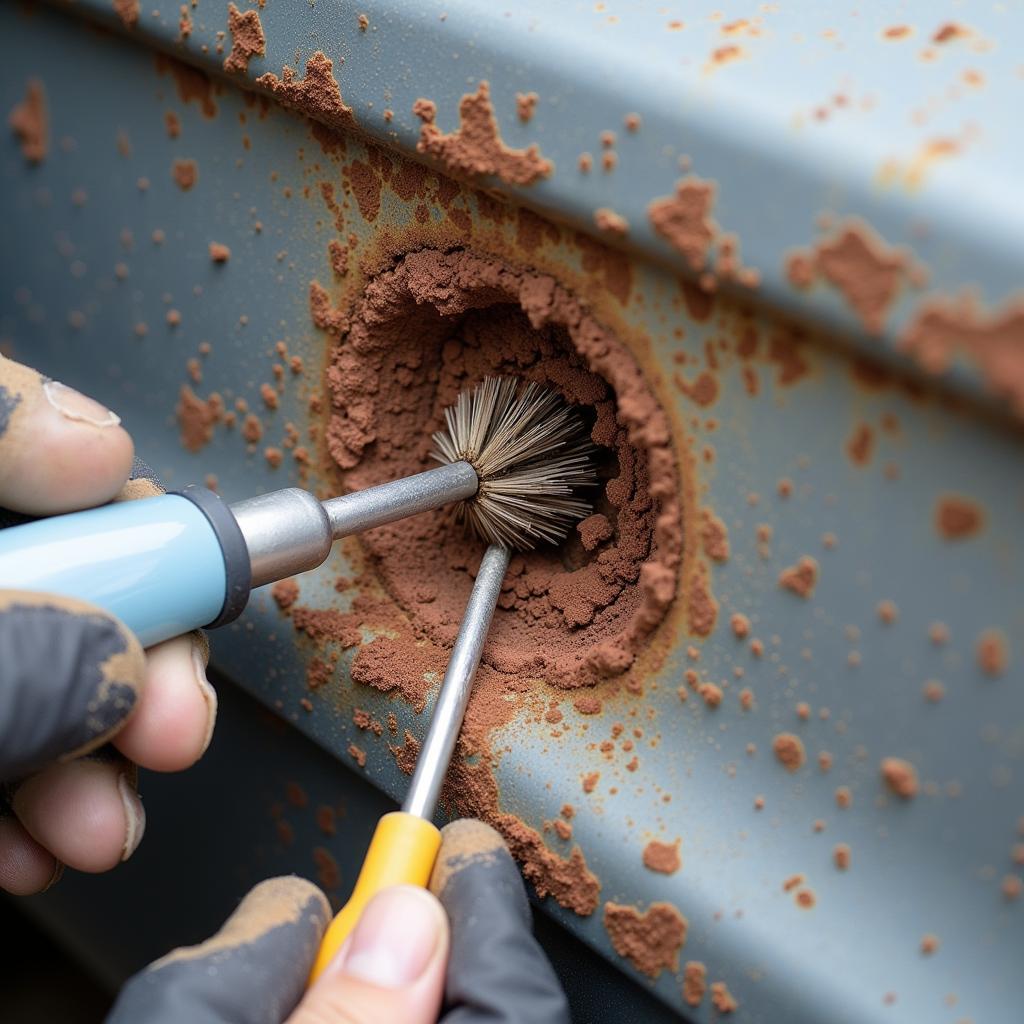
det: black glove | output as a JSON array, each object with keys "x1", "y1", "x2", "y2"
[
  {"x1": 433, "y1": 819, "x2": 569, "y2": 1024},
  {"x1": 107, "y1": 820, "x2": 569, "y2": 1024}
]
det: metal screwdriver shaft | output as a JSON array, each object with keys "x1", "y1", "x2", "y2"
[
  {"x1": 402, "y1": 543, "x2": 512, "y2": 820},
  {"x1": 310, "y1": 379, "x2": 598, "y2": 983}
]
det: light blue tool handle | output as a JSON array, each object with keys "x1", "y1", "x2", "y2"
[{"x1": 0, "y1": 495, "x2": 227, "y2": 648}]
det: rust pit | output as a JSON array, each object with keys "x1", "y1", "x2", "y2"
[{"x1": 324, "y1": 247, "x2": 681, "y2": 689}]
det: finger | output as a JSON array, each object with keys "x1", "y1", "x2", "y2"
[
  {"x1": 0, "y1": 356, "x2": 134, "y2": 515},
  {"x1": 0, "y1": 813, "x2": 61, "y2": 896},
  {"x1": 430, "y1": 820, "x2": 570, "y2": 1024},
  {"x1": 10, "y1": 752, "x2": 145, "y2": 872},
  {"x1": 113, "y1": 633, "x2": 217, "y2": 772},
  {"x1": 0, "y1": 591, "x2": 146, "y2": 780},
  {"x1": 107, "y1": 876, "x2": 331, "y2": 1024},
  {"x1": 290, "y1": 885, "x2": 449, "y2": 1024}
]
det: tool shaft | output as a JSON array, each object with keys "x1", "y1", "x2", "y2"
[
  {"x1": 402, "y1": 543, "x2": 511, "y2": 820},
  {"x1": 232, "y1": 462, "x2": 478, "y2": 589},
  {"x1": 323, "y1": 461, "x2": 478, "y2": 539}
]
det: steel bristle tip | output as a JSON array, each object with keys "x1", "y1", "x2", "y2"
[{"x1": 431, "y1": 377, "x2": 599, "y2": 550}]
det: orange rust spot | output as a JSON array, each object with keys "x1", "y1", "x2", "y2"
[
  {"x1": 648, "y1": 177, "x2": 717, "y2": 272},
  {"x1": 877, "y1": 599, "x2": 898, "y2": 625},
  {"x1": 778, "y1": 557, "x2": 819, "y2": 599},
  {"x1": 880, "y1": 138, "x2": 963, "y2": 189},
  {"x1": 976, "y1": 629, "x2": 1008, "y2": 677},
  {"x1": 683, "y1": 961, "x2": 707, "y2": 1006},
  {"x1": 881, "y1": 757, "x2": 918, "y2": 799},
  {"x1": 816, "y1": 224, "x2": 911, "y2": 334},
  {"x1": 603, "y1": 901, "x2": 688, "y2": 978},
  {"x1": 224, "y1": 4, "x2": 265, "y2": 75},
  {"x1": 846, "y1": 422, "x2": 874, "y2": 466},
  {"x1": 700, "y1": 509, "x2": 729, "y2": 561},
  {"x1": 594, "y1": 207, "x2": 629, "y2": 236},
  {"x1": 417, "y1": 81, "x2": 552, "y2": 186},
  {"x1": 795, "y1": 888, "x2": 816, "y2": 909},
  {"x1": 935, "y1": 495, "x2": 983, "y2": 540},
  {"x1": 642, "y1": 839, "x2": 681, "y2": 875},
  {"x1": 708, "y1": 44, "x2": 745, "y2": 68},
  {"x1": 256, "y1": 51, "x2": 355, "y2": 131},
  {"x1": 687, "y1": 562, "x2": 718, "y2": 637},
  {"x1": 767, "y1": 328, "x2": 810, "y2": 385},
  {"x1": 674, "y1": 371, "x2": 718, "y2": 407},
  {"x1": 515, "y1": 91, "x2": 538, "y2": 123},
  {"x1": 899, "y1": 295, "x2": 1024, "y2": 418},
  {"x1": 933, "y1": 22, "x2": 970, "y2": 44},
  {"x1": 730, "y1": 613, "x2": 750, "y2": 639},
  {"x1": 680, "y1": 279, "x2": 715, "y2": 322},
  {"x1": 113, "y1": 0, "x2": 140, "y2": 28},
  {"x1": 710, "y1": 981, "x2": 739, "y2": 1013},
  {"x1": 773, "y1": 733, "x2": 806, "y2": 772},
  {"x1": 785, "y1": 251, "x2": 816, "y2": 289},
  {"x1": 155, "y1": 54, "x2": 217, "y2": 118}
]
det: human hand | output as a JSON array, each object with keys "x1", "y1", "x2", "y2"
[
  {"x1": 0, "y1": 357, "x2": 218, "y2": 894},
  {"x1": 108, "y1": 819, "x2": 570, "y2": 1024}
]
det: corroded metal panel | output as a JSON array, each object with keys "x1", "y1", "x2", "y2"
[{"x1": 2, "y1": 3, "x2": 1022, "y2": 1022}]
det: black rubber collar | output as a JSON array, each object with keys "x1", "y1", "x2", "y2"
[{"x1": 172, "y1": 485, "x2": 251, "y2": 629}]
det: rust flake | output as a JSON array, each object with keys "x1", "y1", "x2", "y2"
[
  {"x1": 935, "y1": 494, "x2": 983, "y2": 540},
  {"x1": 899, "y1": 293, "x2": 1024, "y2": 418},
  {"x1": 416, "y1": 81, "x2": 553, "y2": 187},
  {"x1": 256, "y1": 52, "x2": 355, "y2": 131},
  {"x1": 785, "y1": 220, "x2": 918, "y2": 335},
  {"x1": 224, "y1": 4, "x2": 265, "y2": 75}
]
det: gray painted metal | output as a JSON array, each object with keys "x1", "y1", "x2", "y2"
[{"x1": 1, "y1": 3, "x2": 1022, "y2": 1023}]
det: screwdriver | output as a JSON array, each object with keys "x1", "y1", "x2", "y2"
[
  {"x1": 308, "y1": 542, "x2": 510, "y2": 980},
  {"x1": 307, "y1": 378, "x2": 599, "y2": 979}
]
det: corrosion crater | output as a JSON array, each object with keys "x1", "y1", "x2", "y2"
[{"x1": 326, "y1": 248, "x2": 680, "y2": 688}]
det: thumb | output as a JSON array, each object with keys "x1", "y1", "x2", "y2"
[{"x1": 289, "y1": 885, "x2": 449, "y2": 1024}]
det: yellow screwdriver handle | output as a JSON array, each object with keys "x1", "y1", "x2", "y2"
[{"x1": 308, "y1": 811, "x2": 442, "y2": 984}]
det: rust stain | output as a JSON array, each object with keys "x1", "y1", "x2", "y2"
[
  {"x1": 674, "y1": 371, "x2": 718, "y2": 407},
  {"x1": 846, "y1": 422, "x2": 875, "y2": 466},
  {"x1": 879, "y1": 137, "x2": 964, "y2": 189},
  {"x1": 155, "y1": 54, "x2": 218, "y2": 118},
  {"x1": 705, "y1": 44, "x2": 746, "y2": 72},
  {"x1": 976, "y1": 629, "x2": 1009, "y2": 677},
  {"x1": 416, "y1": 81, "x2": 553, "y2": 186},
  {"x1": 779, "y1": 557, "x2": 819, "y2": 598},
  {"x1": 256, "y1": 52, "x2": 355, "y2": 130},
  {"x1": 224, "y1": 4, "x2": 265, "y2": 75},
  {"x1": 8, "y1": 78, "x2": 47, "y2": 163},
  {"x1": 785, "y1": 221, "x2": 918, "y2": 335},
  {"x1": 648, "y1": 177, "x2": 717, "y2": 272},
  {"x1": 899, "y1": 294, "x2": 1024, "y2": 417},
  {"x1": 935, "y1": 495, "x2": 983, "y2": 540}
]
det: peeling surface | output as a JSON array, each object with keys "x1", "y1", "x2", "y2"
[
  {"x1": 899, "y1": 295, "x2": 1024, "y2": 416},
  {"x1": 417, "y1": 81, "x2": 553, "y2": 186}
]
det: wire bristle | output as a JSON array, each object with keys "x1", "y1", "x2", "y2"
[{"x1": 431, "y1": 377, "x2": 599, "y2": 550}]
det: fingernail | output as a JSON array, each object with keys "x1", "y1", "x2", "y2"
[
  {"x1": 118, "y1": 773, "x2": 146, "y2": 860},
  {"x1": 42, "y1": 860, "x2": 65, "y2": 893},
  {"x1": 43, "y1": 380, "x2": 121, "y2": 427},
  {"x1": 191, "y1": 641, "x2": 218, "y2": 757},
  {"x1": 339, "y1": 886, "x2": 445, "y2": 988}
]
